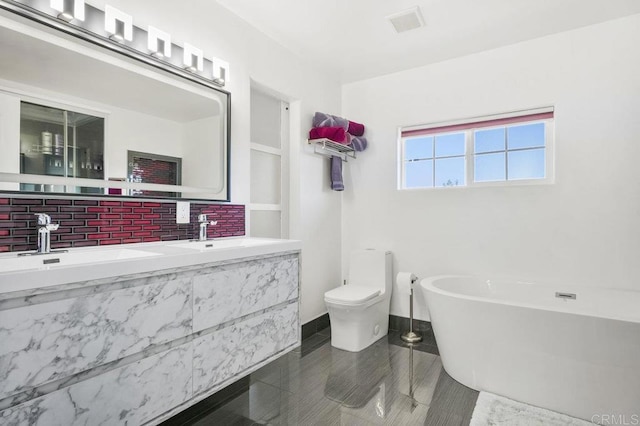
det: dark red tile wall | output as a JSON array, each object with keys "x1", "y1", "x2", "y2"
[
  {"x1": 132, "y1": 157, "x2": 178, "y2": 186},
  {"x1": 0, "y1": 197, "x2": 245, "y2": 253}
]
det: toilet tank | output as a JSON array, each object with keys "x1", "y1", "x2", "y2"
[{"x1": 348, "y1": 249, "x2": 393, "y2": 295}]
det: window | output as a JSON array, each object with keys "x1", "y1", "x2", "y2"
[{"x1": 400, "y1": 108, "x2": 554, "y2": 189}]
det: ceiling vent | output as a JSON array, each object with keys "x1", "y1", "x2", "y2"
[{"x1": 386, "y1": 6, "x2": 425, "y2": 34}]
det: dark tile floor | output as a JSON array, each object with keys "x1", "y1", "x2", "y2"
[{"x1": 175, "y1": 326, "x2": 479, "y2": 425}]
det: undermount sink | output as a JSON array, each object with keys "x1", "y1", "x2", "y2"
[
  {"x1": 0, "y1": 248, "x2": 161, "y2": 273},
  {"x1": 171, "y1": 238, "x2": 273, "y2": 251}
]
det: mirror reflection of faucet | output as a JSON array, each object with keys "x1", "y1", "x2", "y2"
[{"x1": 197, "y1": 213, "x2": 218, "y2": 241}]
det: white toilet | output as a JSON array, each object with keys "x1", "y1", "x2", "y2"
[{"x1": 324, "y1": 249, "x2": 393, "y2": 352}]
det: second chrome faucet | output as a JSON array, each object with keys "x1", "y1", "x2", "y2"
[{"x1": 198, "y1": 214, "x2": 218, "y2": 241}]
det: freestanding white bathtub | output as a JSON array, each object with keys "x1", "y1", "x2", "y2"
[{"x1": 421, "y1": 275, "x2": 640, "y2": 422}]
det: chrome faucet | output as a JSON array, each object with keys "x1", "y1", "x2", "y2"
[
  {"x1": 198, "y1": 214, "x2": 217, "y2": 241},
  {"x1": 35, "y1": 213, "x2": 59, "y2": 254},
  {"x1": 17, "y1": 213, "x2": 66, "y2": 257}
]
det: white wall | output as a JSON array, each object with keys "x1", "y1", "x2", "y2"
[
  {"x1": 87, "y1": 0, "x2": 343, "y2": 324},
  {"x1": 0, "y1": 92, "x2": 20, "y2": 191},
  {"x1": 342, "y1": 14, "x2": 640, "y2": 320}
]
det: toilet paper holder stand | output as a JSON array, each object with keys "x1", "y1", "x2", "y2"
[{"x1": 401, "y1": 275, "x2": 423, "y2": 344}]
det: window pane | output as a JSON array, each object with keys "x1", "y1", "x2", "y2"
[
  {"x1": 251, "y1": 150, "x2": 281, "y2": 204},
  {"x1": 475, "y1": 152, "x2": 506, "y2": 182},
  {"x1": 508, "y1": 148, "x2": 545, "y2": 180},
  {"x1": 508, "y1": 123, "x2": 545, "y2": 150},
  {"x1": 404, "y1": 137, "x2": 433, "y2": 161},
  {"x1": 435, "y1": 157, "x2": 465, "y2": 187},
  {"x1": 435, "y1": 133, "x2": 465, "y2": 157},
  {"x1": 405, "y1": 160, "x2": 433, "y2": 188},
  {"x1": 475, "y1": 128, "x2": 505, "y2": 153}
]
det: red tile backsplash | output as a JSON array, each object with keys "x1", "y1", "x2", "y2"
[{"x1": 0, "y1": 197, "x2": 245, "y2": 252}]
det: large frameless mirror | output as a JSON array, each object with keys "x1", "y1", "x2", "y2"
[{"x1": 0, "y1": 1, "x2": 230, "y2": 201}]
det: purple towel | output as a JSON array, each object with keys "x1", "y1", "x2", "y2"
[
  {"x1": 331, "y1": 156, "x2": 344, "y2": 191},
  {"x1": 309, "y1": 126, "x2": 348, "y2": 144},
  {"x1": 312, "y1": 112, "x2": 349, "y2": 131},
  {"x1": 350, "y1": 135, "x2": 368, "y2": 152},
  {"x1": 348, "y1": 120, "x2": 365, "y2": 136}
]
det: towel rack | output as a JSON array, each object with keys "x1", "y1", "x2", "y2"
[{"x1": 307, "y1": 138, "x2": 356, "y2": 162}]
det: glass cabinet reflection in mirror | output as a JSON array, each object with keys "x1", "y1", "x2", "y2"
[{"x1": 20, "y1": 102, "x2": 105, "y2": 194}]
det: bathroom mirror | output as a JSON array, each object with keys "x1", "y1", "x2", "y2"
[{"x1": 0, "y1": 3, "x2": 230, "y2": 201}]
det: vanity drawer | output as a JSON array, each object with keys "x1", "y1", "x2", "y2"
[
  {"x1": 192, "y1": 302, "x2": 299, "y2": 396},
  {"x1": 192, "y1": 254, "x2": 298, "y2": 332},
  {"x1": 0, "y1": 277, "x2": 191, "y2": 400},
  {"x1": 0, "y1": 343, "x2": 192, "y2": 426}
]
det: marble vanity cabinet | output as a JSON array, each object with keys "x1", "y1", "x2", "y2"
[{"x1": 0, "y1": 241, "x2": 300, "y2": 425}]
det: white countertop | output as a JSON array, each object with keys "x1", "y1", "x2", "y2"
[{"x1": 0, "y1": 237, "x2": 301, "y2": 295}]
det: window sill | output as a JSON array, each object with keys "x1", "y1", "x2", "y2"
[{"x1": 398, "y1": 178, "x2": 555, "y2": 191}]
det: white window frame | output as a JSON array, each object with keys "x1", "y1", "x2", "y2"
[
  {"x1": 398, "y1": 107, "x2": 555, "y2": 190},
  {"x1": 399, "y1": 131, "x2": 467, "y2": 189}
]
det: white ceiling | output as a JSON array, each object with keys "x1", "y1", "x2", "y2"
[{"x1": 216, "y1": 0, "x2": 640, "y2": 83}]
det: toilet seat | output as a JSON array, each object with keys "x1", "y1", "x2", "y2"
[{"x1": 325, "y1": 285, "x2": 381, "y2": 306}]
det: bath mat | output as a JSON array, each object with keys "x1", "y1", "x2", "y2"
[{"x1": 470, "y1": 392, "x2": 591, "y2": 425}]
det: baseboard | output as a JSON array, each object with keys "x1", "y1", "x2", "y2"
[
  {"x1": 388, "y1": 314, "x2": 431, "y2": 333},
  {"x1": 301, "y1": 313, "x2": 330, "y2": 340},
  {"x1": 160, "y1": 376, "x2": 250, "y2": 425},
  {"x1": 302, "y1": 313, "x2": 431, "y2": 340}
]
